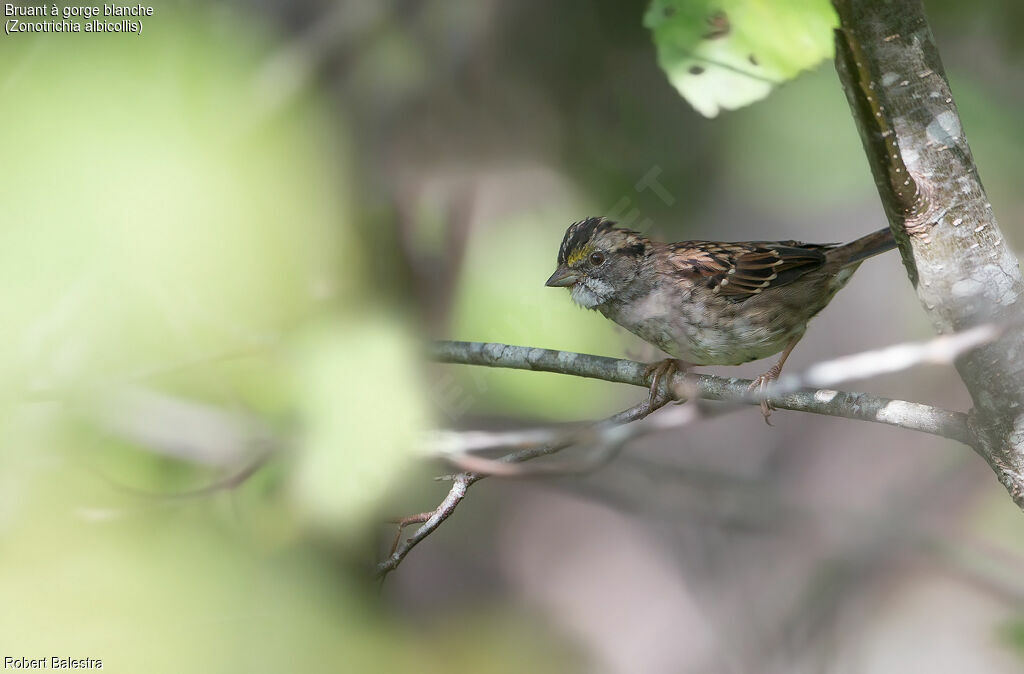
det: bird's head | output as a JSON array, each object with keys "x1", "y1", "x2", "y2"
[{"x1": 545, "y1": 217, "x2": 650, "y2": 308}]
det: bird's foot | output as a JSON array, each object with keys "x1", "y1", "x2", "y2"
[
  {"x1": 748, "y1": 364, "x2": 784, "y2": 425},
  {"x1": 643, "y1": 358, "x2": 689, "y2": 407}
]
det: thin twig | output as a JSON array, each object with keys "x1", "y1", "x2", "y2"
[{"x1": 376, "y1": 396, "x2": 671, "y2": 578}]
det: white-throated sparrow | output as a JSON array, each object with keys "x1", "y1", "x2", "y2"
[{"x1": 545, "y1": 217, "x2": 896, "y2": 419}]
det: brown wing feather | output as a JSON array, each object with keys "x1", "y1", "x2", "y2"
[{"x1": 668, "y1": 240, "x2": 831, "y2": 300}]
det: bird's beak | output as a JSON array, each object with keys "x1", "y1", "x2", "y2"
[{"x1": 545, "y1": 266, "x2": 579, "y2": 287}]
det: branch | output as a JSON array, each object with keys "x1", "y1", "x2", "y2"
[
  {"x1": 377, "y1": 397, "x2": 667, "y2": 578},
  {"x1": 833, "y1": 0, "x2": 1024, "y2": 508},
  {"x1": 431, "y1": 340, "x2": 975, "y2": 446},
  {"x1": 381, "y1": 331, "x2": 988, "y2": 576}
]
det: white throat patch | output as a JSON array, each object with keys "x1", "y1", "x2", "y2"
[{"x1": 570, "y1": 277, "x2": 613, "y2": 308}]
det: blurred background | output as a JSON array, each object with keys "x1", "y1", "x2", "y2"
[{"x1": 2, "y1": 1, "x2": 1024, "y2": 672}]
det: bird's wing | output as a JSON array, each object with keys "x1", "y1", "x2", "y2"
[{"x1": 666, "y1": 240, "x2": 830, "y2": 299}]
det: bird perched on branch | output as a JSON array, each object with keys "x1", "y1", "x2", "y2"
[{"x1": 545, "y1": 217, "x2": 896, "y2": 420}]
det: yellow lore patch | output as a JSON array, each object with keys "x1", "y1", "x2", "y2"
[{"x1": 566, "y1": 245, "x2": 594, "y2": 266}]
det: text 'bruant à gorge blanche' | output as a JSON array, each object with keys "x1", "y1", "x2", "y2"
[{"x1": 4, "y1": 4, "x2": 154, "y2": 35}]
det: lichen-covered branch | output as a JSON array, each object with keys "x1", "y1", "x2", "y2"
[
  {"x1": 833, "y1": 0, "x2": 1024, "y2": 507},
  {"x1": 431, "y1": 340, "x2": 974, "y2": 445}
]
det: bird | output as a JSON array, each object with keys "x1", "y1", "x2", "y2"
[{"x1": 545, "y1": 217, "x2": 896, "y2": 419}]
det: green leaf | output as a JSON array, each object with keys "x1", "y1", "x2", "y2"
[{"x1": 645, "y1": 0, "x2": 837, "y2": 117}]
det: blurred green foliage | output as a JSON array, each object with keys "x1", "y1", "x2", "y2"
[
  {"x1": 288, "y1": 315, "x2": 428, "y2": 531},
  {"x1": 998, "y1": 617, "x2": 1024, "y2": 663},
  {"x1": 722, "y1": 66, "x2": 872, "y2": 212},
  {"x1": 0, "y1": 9, "x2": 350, "y2": 393},
  {"x1": 0, "y1": 4, "x2": 575, "y2": 671}
]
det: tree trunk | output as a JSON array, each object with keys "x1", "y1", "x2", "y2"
[{"x1": 833, "y1": 0, "x2": 1024, "y2": 507}]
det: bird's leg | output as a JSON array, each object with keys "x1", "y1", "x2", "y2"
[
  {"x1": 643, "y1": 358, "x2": 689, "y2": 407},
  {"x1": 748, "y1": 336, "x2": 801, "y2": 424}
]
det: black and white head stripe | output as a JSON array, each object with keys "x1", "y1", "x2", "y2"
[{"x1": 557, "y1": 217, "x2": 616, "y2": 266}]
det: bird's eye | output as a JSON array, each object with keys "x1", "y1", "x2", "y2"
[{"x1": 589, "y1": 252, "x2": 605, "y2": 266}]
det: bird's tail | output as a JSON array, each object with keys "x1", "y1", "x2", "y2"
[{"x1": 830, "y1": 228, "x2": 897, "y2": 267}]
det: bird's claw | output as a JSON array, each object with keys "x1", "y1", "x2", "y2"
[
  {"x1": 748, "y1": 370, "x2": 781, "y2": 425},
  {"x1": 643, "y1": 358, "x2": 688, "y2": 408}
]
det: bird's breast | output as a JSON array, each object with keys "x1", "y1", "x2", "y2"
[{"x1": 605, "y1": 286, "x2": 803, "y2": 366}]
